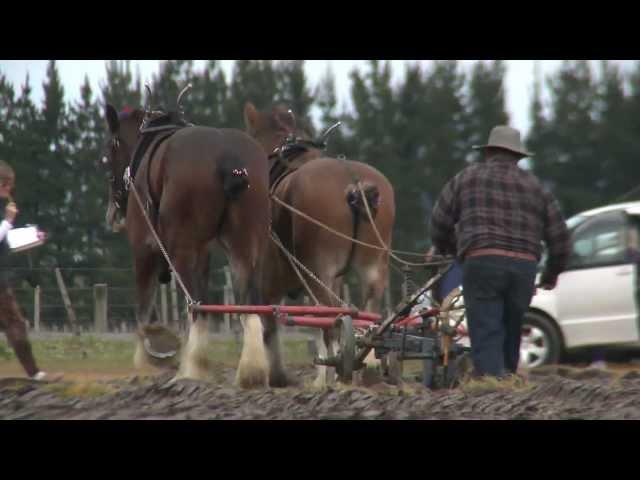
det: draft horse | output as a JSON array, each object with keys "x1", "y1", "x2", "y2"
[
  {"x1": 244, "y1": 102, "x2": 396, "y2": 386},
  {"x1": 100, "y1": 98, "x2": 285, "y2": 387}
]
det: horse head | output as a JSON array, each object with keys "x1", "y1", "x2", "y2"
[
  {"x1": 244, "y1": 102, "x2": 311, "y2": 158},
  {"x1": 244, "y1": 103, "x2": 340, "y2": 169},
  {"x1": 100, "y1": 104, "x2": 144, "y2": 232}
]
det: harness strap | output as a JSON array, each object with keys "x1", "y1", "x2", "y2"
[
  {"x1": 143, "y1": 131, "x2": 176, "y2": 225},
  {"x1": 335, "y1": 203, "x2": 360, "y2": 278},
  {"x1": 268, "y1": 138, "x2": 364, "y2": 279},
  {"x1": 140, "y1": 123, "x2": 191, "y2": 134}
]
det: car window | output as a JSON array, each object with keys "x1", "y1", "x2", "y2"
[
  {"x1": 568, "y1": 212, "x2": 628, "y2": 269},
  {"x1": 566, "y1": 214, "x2": 588, "y2": 230}
]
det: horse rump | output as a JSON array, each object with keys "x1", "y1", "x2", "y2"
[
  {"x1": 345, "y1": 181, "x2": 380, "y2": 219},
  {"x1": 217, "y1": 153, "x2": 250, "y2": 201}
]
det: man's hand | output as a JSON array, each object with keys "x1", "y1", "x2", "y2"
[
  {"x1": 4, "y1": 201, "x2": 18, "y2": 223},
  {"x1": 535, "y1": 280, "x2": 557, "y2": 295},
  {"x1": 37, "y1": 230, "x2": 48, "y2": 242},
  {"x1": 425, "y1": 246, "x2": 436, "y2": 262}
]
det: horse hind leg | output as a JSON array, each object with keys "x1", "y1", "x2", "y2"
[
  {"x1": 176, "y1": 250, "x2": 213, "y2": 381},
  {"x1": 132, "y1": 252, "x2": 162, "y2": 371},
  {"x1": 232, "y1": 265, "x2": 269, "y2": 389},
  {"x1": 187, "y1": 251, "x2": 214, "y2": 380},
  {"x1": 178, "y1": 315, "x2": 210, "y2": 380},
  {"x1": 236, "y1": 312, "x2": 269, "y2": 389},
  {"x1": 262, "y1": 304, "x2": 294, "y2": 388},
  {"x1": 310, "y1": 275, "x2": 344, "y2": 389},
  {"x1": 354, "y1": 262, "x2": 390, "y2": 385}
]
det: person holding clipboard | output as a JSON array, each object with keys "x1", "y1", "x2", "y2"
[{"x1": 0, "y1": 160, "x2": 59, "y2": 381}]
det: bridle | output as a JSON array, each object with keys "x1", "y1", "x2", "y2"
[{"x1": 105, "y1": 134, "x2": 130, "y2": 213}]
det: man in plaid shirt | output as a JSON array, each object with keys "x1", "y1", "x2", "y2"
[{"x1": 430, "y1": 126, "x2": 570, "y2": 378}]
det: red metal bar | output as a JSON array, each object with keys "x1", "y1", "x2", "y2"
[
  {"x1": 394, "y1": 308, "x2": 440, "y2": 327},
  {"x1": 395, "y1": 317, "x2": 468, "y2": 336},
  {"x1": 192, "y1": 304, "x2": 381, "y2": 321},
  {"x1": 280, "y1": 316, "x2": 373, "y2": 329}
]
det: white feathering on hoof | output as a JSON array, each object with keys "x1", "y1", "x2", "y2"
[
  {"x1": 364, "y1": 349, "x2": 381, "y2": 368},
  {"x1": 236, "y1": 314, "x2": 269, "y2": 389},
  {"x1": 312, "y1": 329, "x2": 331, "y2": 389},
  {"x1": 177, "y1": 318, "x2": 210, "y2": 380},
  {"x1": 133, "y1": 336, "x2": 153, "y2": 370}
]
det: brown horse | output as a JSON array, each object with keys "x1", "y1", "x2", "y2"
[
  {"x1": 244, "y1": 102, "x2": 396, "y2": 386},
  {"x1": 101, "y1": 104, "x2": 282, "y2": 388}
]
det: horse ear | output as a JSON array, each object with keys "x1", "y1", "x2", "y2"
[
  {"x1": 131, "y1": 108, "x2": 145, "y2": 127},
  {"x1": 274, "y1": 108, "x2": 296, "y2": 132},
  {"x1": 105, "y1": 104, "x2": 119, "y2": 134},
  {"x1": 244, "y1": 102, "x2": 259, "y2": 134}
]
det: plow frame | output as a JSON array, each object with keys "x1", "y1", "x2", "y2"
[{"x1": 186, "y1": 262, "x2": 470, "y2": 388}]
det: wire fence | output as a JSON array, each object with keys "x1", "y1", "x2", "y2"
[
  {"x1": 7, "y1": 264, "x2": 425, "y2": 334},
  {"x1": 10, "y1": 267, "x2": 227, "y2": 333}
]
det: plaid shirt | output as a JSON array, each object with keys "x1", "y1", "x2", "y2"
[{"x1": 430, "y1": 154, "x2": 570, "y2": 284}]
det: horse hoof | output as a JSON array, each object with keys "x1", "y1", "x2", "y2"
[
  {"x1": 235, "y1": 371, "x2": 269, "y2": 390},
  {"x1": 312, "y1": 376, "x2": 328, "y2": 390},
  {"x1": 269, "y1": 371, "x2": 297, "y2": 388}
]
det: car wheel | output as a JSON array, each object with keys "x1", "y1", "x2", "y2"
[{"x1": 519, "y1": 312, "x2": 562, "y2": 369}]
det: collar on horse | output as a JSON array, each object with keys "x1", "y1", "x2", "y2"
[
  {"x1": 130, "y1": 111, "x2": 191, "y2": 180},
  {"x1": 114, "y1": 110, "x2": 193, "y2": 217},
  {"x1": 267, "y1": 122, "x2": 342, "y2": 188},
  {"x1": 268, "y1": 137, "x2": 327, "y2": 162},
  {"x1": 268, "y1": 137, "x2": 327, "y2": 191}
]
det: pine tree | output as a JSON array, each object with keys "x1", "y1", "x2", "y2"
[
  {"x1": 0, "y1": 70, "x2": 16, "y2": 164},
  {"x1": 314, "y1": 65, "x2": 354, "y2": 157},
  {"x1": 597, "y1": 60, "x2": 640, "y2": 203},
  {"x1": 535, "y1": 61, "x2": 601, "y2": 215},
  {"x1": 275, "y1": 60, "x2": 314, "y2": 134},
  {"x1": 100, "y1": 61, "x2": 142, "y2": 110},
  {"x1": 466, "y1": 60, "x2": 510, "y2": 158},
  {"x1": 35, "y1": 61, "x2": 76, "y2": 268},
  {"x1": 150, "y1": 60, "x2": 194, "y2": 112},
  {"x1": 189, "y1": 60, "x2": 228, "y2": 127},
  {"x1": 224, "y1": 60, "x2": 278, "y2": 129}
]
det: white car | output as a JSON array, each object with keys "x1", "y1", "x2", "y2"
[{"x1": 521, "y1": 201, "x2": 640, "y2": 368}]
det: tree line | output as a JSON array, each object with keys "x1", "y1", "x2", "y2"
[{"x1": 1, "y1": 60, "x2": 639, "y2": 315}]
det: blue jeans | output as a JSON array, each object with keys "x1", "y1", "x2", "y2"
[
  {"x1": 462, "y1": 256, "x2": 537, "y2": 377},
  {"x1": 434, "y1": 260, "x2": 463, "y2": 303}
]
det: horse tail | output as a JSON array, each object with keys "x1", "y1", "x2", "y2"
[
  {"x1": 345, "y1": 181, "x2": 380, "y2": 220},
  {"x1": 217, "y1": 153, "x2": 250, "y2": 201},
  {"x1": 336, "y1": 181, "x2": 380, "y2": 278}
]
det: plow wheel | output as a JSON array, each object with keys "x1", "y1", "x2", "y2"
[{"x1": 335, "y1": 315, "x2": 355, "y2": 384}]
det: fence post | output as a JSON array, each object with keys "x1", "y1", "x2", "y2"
[
  {"x1": 223, "y1": 285, "x2": 231, "y2": 333},
  {"x1": 343, "y1": 283, "x2": 351, "y2": 305},
  {"x1": 55, "y1": 268, "x2": 80, "y2": 336},
  {"x1": 94, "y1": 284, "x2": 108, "y2": 333},
  {"x1": 160, "y1": 284, "x2": 169, "y2": 326},
  {"x1": 223, "y1": 267, "x2": 235, "y2": 334},
  {"x1": 170, "y1": 273, "x2": 179, "y2": 328},
  {"x1": 384, "y1": 287, "x2": 393, "y2": 317},
  {"x1": 33, "y1": 285, "x2": 41, "y2": 333}
]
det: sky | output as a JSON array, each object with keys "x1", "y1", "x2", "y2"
[{"x1": 0, "y1": 60, "x2": 634, "y2": 136}]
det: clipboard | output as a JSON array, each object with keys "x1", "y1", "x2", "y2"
[{"x1": 6, "y1": 225, "x2": 45, "y2": 253}]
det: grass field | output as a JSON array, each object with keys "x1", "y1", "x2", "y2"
[
  {"x1": 6, "y1": 335, "x2": 636, "y2": 386},
  {"x1": 0, "y1": 335, "x2": 315, "y2": 382}
]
